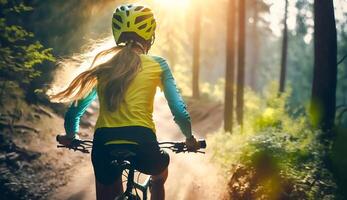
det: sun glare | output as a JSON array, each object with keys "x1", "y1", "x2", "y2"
[
  {"x1": 152, "y1": 0, "x2": 190, "y2": 10},
  {"x1": 48, "y1": 36, "x2": 116, "y2": 97}
]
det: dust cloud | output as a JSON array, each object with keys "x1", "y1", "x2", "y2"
[
  {"x1": 47, "y1": 37, "x2": 115, "y2": 98},
  {"x1": 154, "y1": 96, "x2": 226, "y2": 200}
]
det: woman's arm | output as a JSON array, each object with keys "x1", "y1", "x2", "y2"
[
  {"x1": 153, "y1": 56, "x2": 192, "y2": 138},
  {"x1": 64, "y1": 87, "x2": 97, "y2": 138}
]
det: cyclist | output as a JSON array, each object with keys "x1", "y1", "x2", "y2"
[{"x1": 52, "y1": 4, "x2": 199, "y2": 200}]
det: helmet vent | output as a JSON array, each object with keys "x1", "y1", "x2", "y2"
[
  {"x1": 142, "y1": 8, "x2": 150, "y2": 12},
  {"x1": 126, "y1": 10, "x2": 129, "y2": 16},
  {"x1": 151, "y1": 19, "x2": 155, "y2": 24},
  {"x1": 134, "y1": 6, "x2": 144, "y2": 11},
  {"x1": 146, "y1": 27, "x2": 152, "y2": 33},
  {"x1": 127, "y1": 22, "x2": 130, "y2": 27},
  {"x1": 114, "y1": 15, "x2": 122, "y2": 23},
  {"x1": 120, "y1": 6, "x2": 125, "y2": 11},
  {"x1": 138, "y1": 23, "x2": 147, "y2": 30},
  {"x1": 113, "y1": 23, "x2": 121, "y2": 30},
  {"x1": 135, "y1": 14, "x2": 153, "y2": 24}
]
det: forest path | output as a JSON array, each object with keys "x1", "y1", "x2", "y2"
[{"x1": 51, "y1": 93, "x2": 225, "y2": 200}]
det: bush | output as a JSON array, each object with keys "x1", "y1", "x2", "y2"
[
  {"x1": 208, "y1": 83, "x2": 338, "y2": 199},
  {"x1": 0, "y1": 0, "x2": 55, "y2": 95}
]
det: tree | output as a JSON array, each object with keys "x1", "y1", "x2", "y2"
[
  {"x1": 0, "y1": 1, "x2": 55, "y2": 91},
  {"x1": 279, "y1": 0, "x2": 289, "y2": 93},
  {"x1": 224, "y1": 0, "x2": 237, "y2": 133},
  {"x1": 310, "y1": 0, "x2": 337, "y2": 132},
  {"x1": 248, "y1": 0, "x2": 260, "y2": 90},
  {"x1": 246, "y1": 0, "x2": 270, "y2": 92},
  {"x1": 336, "y1": 12, "x2": 347, "y2": 106},
  {"x1": 192, "y1": 3, "x2": 201, "y2": 99},
  {"x1": 236, "y1": 0, "x2": 246, "y2": 127}
]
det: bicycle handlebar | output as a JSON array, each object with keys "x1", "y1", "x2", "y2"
[
  {"x1": 158, "y1": 140, "x2": 206, "y2": 154},
  {"x1": 56, "y1": 135, "x2": 93, "y2": 153},
  {"x1": 56, "y1": 135, "x2": 207, "y2": 154}
]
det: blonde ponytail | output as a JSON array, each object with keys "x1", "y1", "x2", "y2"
[{"x1": 51, "y1": 42, "x2": 142, "y2": 111}]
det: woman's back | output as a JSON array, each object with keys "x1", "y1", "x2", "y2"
[{"x1": 96, "y1": 54, "x2": 163, "y2": 132}]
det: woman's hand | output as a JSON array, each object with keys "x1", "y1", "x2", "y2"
[
  {"x1": 185, "y1": 135, "x2": 199, "y2": 151},
  {"x1": 57, "y1": 134, "x2": 79, "y2": 146}
]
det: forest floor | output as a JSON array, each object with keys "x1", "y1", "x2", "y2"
[{"x1": 0, "y1": 92, "x2": 226, "y2": 200}]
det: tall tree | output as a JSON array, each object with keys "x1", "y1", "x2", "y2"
[
  {"x1": 236, "y1": 0, "x2": 246, "y2": 126},
  {"x1": 224, "y1": 0, "x2": 237, "y2": 133},
  {"x1": 336, "y1": 13, "x2": 347, "y2": 106},
  {"x1": 310, "y1": 0, "x2": 337, "y2": 132},
  {"x1": 246, "y1": 0, "x2": 270, "y2": 91},
  {"x1": 249, "y1": 0, "x2": 260, "y2": 90},
  {"x1": 192, "y1": 3, "x2": 201, "y2": 99},
  {"x1": 279, "y1": 0, "x2": 289, "y2": 93}
]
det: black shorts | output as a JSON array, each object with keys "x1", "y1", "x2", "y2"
[{"x1": 91, "y1": 126, "x2": 170, "y2": 185}]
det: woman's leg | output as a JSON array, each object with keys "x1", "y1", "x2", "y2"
[
  {"x1": 95, "y1": 177, "x2": 123, "y2": 200},
  {"x1": 150, "y1": 167, "x2": 168, "y2": 200}
]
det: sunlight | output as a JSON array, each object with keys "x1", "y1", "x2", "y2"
[
  {"x1": 48, "y1": 36, "x2": 116, "y2": 97},
  {"x1": 81, "y1": 37, "x2": 115, "y2": 68},
  {"x1": 263, "y1": 0, "x2": 297, "y2": 37},
  {"x1": 152, "y1": 0, "x2": 190, "y2": 10}
]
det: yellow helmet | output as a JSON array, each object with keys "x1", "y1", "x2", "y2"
[{"x1": 112, "y1": 4, "x2": 156, "y2": 44}]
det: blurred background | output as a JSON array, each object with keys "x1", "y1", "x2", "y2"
[{"x1": 8, "y1": 0, "x2": 346, "y2": 105}]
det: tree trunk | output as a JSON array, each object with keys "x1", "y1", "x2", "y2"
[
  {"x1": 236, "y1": 0, "x2": 246, "y2": 127},
  {"x1": 249, "y1": 1, "x2": 260, "y2": 91},
  {"x1": 192, "y1": 5, "x2": 201, "y2": 99},
  {"x1": 224, "y1": 0, "x2": 237, "y2": 133},
  {"x1": 310, "y1": 0, "x2": 337, "y2": 132},
  {"x1": 279, "y1": 0, "x2": 289, "y2": 93},
  {"x1": 0, "y1": 80, "x2": 8, "y2": 105}
]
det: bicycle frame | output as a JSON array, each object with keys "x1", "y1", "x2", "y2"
[{"x1": 115, "y1": 160, "x2": 151, "y2": 200}]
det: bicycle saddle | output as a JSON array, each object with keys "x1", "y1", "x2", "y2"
[
  {"x1": 109, "y1": 149, "x2": 137, "y2": 161},
  {"x1": 104, "y1": 139, "x2": 139, "y2": 160}
]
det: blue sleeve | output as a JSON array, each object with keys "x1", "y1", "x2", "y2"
[
  {"x1": 152, "y1": 56, "x2": 192, "y2": 138},
  {"x1": 64, "y1": 87, "x2": 97, "y2": 136}
]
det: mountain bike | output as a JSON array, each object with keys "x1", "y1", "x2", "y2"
[{"x1": 56, "y1": 136, "x2": 207, "y2": 200}]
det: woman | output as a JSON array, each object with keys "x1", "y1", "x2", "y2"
[{"x1": 52, "y1": 4, "x2": 199, "y2": 200}]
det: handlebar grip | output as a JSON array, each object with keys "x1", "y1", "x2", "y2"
[{"x1": 198, "y1": 140, "x2": 207, "y2": 149}]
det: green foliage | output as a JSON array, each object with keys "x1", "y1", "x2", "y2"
[
  {"x1": 0, "y1": 0, "x2": 55, "y2": 86},
  {"x1": 208, "y1": 83, "x2": 338, "y2": 199},
  {"x1": 200, "y1": 78, "x2": 225, "y2": 102}
]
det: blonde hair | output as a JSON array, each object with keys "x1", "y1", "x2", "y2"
[{"x1": 50, "y1": 41, "x2": 142, "y2": 111}]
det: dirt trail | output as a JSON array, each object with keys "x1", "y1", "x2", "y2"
[{"x1": 51, "y1": 93, "x2": 225, "y2": 200}]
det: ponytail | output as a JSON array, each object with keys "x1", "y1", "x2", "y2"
[{"x1": 51, "y1": 41, "x2": 142, "y2": 111}]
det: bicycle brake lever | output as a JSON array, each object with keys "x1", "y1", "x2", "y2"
[
  {"x1": 186, "y1": 150, "x2": 205, "y2": 154},
  {"x1": 57, "y1": 144, "x2": 90, "y2": 153}
]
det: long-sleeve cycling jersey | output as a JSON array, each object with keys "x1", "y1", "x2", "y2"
[{"x1": 64, "y1": 55, "x2": 192, "y2": 138}]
